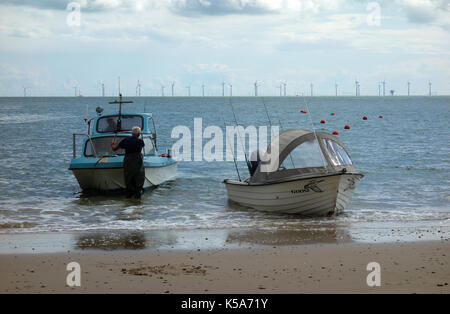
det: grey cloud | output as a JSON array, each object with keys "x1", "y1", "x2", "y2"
[
  {"x1": 397, "y1": 0, "x2": 449, "y2": 24},
  {"x1": 1, "y1": 0, "x2": 66, "y2": 10},
  {"x1": 169, "y1": 0, "x2": 277, "y2": 16},
  {"x1": 0, "y1": 0, "x2": 136, "y2": 12}
]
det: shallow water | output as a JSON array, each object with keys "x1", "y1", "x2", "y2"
[{"x1": 0, "y1": 96, "x2": 449, "y2": 249}]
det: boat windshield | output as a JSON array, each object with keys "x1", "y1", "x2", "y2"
[
  {"x1": 322, "y1": 138, "x2": 352, "y2": 166},
  {"x1": 96, "y1": 115, "x2": 143, "y2": 133},
  {"x1": 280, "y1": 139, "x2": 326, "y2": 169},
  {"x1": 85, "y1": 136, "x2": 128, "y2": 157}
]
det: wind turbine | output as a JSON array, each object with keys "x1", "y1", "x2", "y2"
[
  {"x1": 277, "y1": 83, "x2": 282, "y2": 96},
  {"x1": 335, "y1": 83, "x2": 338, "y2": 96},
  {"x1": 22, "y1": 86, "x2": 27, "y2": 97},
  {"x1": 382, "y1": 79, "x2": 386, "y2": 96},
  {"x1": 407, "y1": 81, "x2": 411, "y2": 96},
  {"x1": 161, "y1": 85, "x2": 165, "y2": 97},
  {"x1": 136, "y1": 80, "x2": 141, "y2": 97},
  {"x1": 222, "y1": 81, "x2": 225, "y2": 97},
  {"x1": 428, "y1": 81, "x2": 432, "y2": 96},
  {"x1": 186, "y1": 85, "x2": 191, "y2": 97},
  {"x1": 229, "y1": 84, "x2": 233, "y2": 97},
  {"x1": 202, "y1": 83, "x2": 205, "y2": 97},
  {"x1": 171, "y1": 82, "x2": 175, "y2": 96},
  {"x1": 283, "y1": 82, "x2": 287, "y2": 96},
  {"x1": 254, "y1": 81, "x2": 260, "y2": 97},
  {"x1": 101, "y1": 81, "x2": 105, "y2": 97},
  {"x1": 310, "y1": 83, "x2": 313, "y2": 97}
]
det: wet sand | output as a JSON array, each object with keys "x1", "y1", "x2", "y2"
[{"x1": 1, "y1": 240, "x2": 449, "y2": 294}]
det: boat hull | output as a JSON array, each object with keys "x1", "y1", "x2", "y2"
[
  {"x1": 224, "y1": 173, "x2": 362, "y2": 216},
  {"x1": 71, "y1": 163, "x2": 177, "y2": 191}
]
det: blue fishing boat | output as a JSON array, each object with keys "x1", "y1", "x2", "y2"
[{"x1": 69, "y1": 95, "x2": 177, "y2": 192}]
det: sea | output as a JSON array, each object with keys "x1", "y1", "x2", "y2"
[{"x1": 0, "y1": 96, "x2": 449, "y2": 252}]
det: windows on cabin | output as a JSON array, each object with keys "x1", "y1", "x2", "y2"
[
  {"x1": 84, "y1": 136, "x2": 154, "y2": 157},
  {"x1": 322, "y1": 138, "x2": 353, "y2": 166},
  {"x1": 279, "y1": 139, "x2": 326, "y2": 170},
  {"x1": 96, "y1": 115, "x2": 144, "y2": 133}
]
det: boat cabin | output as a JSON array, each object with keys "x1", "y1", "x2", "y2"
[
  {"x1": 73, "y1": 113, "x2": 157, "y2": 159},
  {"x1": 249, "y1": 129, "x2": 356, "y2": 184}
]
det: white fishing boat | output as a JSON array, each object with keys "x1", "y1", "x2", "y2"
[{"x1": 224, "y1": 129, "x2": 363, "y2": 216}]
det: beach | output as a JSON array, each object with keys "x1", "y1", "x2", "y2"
[{"x1": 1, "y1": 240, "x2": 449, "y2": 294}]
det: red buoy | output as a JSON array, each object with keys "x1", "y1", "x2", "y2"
[
  {"x1": 344, "y1": 125, "x2": 350, "y2": 129},
  {"x1": 363, "y1": 116, "x2": 368, "y2": 120},
  {"x1": 320, "y1": 120, "x2": 325, "y2": 124},
  {"x1": 378, "y1": 115, "x2": 383, "y2": 118},
  {"x1": 300, "y1": 110, "x2": 307, "y2": 114},
  {"x1": 330, "y1": 112, "x2": 335, "y2": 116},
  {"x1": 332, "y1": 131, "x2": 339, "y2": 135}
]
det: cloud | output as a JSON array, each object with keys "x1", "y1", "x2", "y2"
[
  {"x1": 0, "y1": 0, "x2": 345, "y2": 15},
  {"x1": 169, "y1": 0, "x2": 278, "y2": 16},
  {"x1": 395, "y1": 0, "x2": 450, "y2": 24},
  {"x1": 184, "y1": 63, "x2": 231, "y2": 73}
]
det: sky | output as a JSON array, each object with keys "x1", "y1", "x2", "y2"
[{"x1": 0, "y1": 0, "x2": 449, "y2": 96}]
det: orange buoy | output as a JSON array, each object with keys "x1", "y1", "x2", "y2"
[
  {"x1": 300, "y1": 110, "x2": 307, "y2": 114},
  {"x1": 331, "y1": 112, "x2": 335, "y2": 116},
  {"x1": 363, "y1": 116, "x2": 367, "y2": 120},
  {"x1": 344, "y1": 125, "x2": 350, "y2": 129},
  {"x1": 332, "y1": 131, "x2": 339, "y2": 135},
  {"x1": 320, "y1": 120, "x2": 325, "y2": 124},
  {"x1": 378, "y1": 115, "x2": 383, "y2": 118}
]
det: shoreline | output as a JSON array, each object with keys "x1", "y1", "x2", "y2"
[{"x1": 1, "y1": 240, "x2": 449, "y2": 294}]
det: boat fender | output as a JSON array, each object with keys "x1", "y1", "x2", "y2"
[
  {"x1": 341, "y1": 168, "x2": 347, "y2": 174},
  {"x1": 158, "y1": 154, "x2": 169, "y2": 157}
]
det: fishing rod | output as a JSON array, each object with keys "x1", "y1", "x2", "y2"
[
  {"x1": 302, "y1": 96, "x2": 328, "y2": 172},
  {"x1": 261, "y1": 97, "x2": 295, "y2": 169},
  {"x1": 228, "y1": 97, "x2": 251, "y2": 174},
  {"x1": 222, "y1": 115, "x2": 241, "y2": 182}
]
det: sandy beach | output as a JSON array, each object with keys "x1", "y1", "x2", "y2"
[{"x1": 1, "y1": 240, "x2": 449, "y2": 294}]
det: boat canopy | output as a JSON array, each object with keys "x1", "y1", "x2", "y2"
[
  {"x1": 92, "y1": 113, "x2": 154, "y2": 135},
  {"x1": 249, "y1": 129, "x2": 356, "y2": 184}
]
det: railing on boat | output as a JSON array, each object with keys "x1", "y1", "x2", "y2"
[{"x1": 72, "y1": 133, "x2": 98, "y2": 159}]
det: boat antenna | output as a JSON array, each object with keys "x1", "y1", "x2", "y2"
[
  {"x1": 84, "y1": 104, "x2": 88, "y2": 122},
  {"x1": 109, "y1": 93, "x2": 133, "y2": 133},
  {"x1": 222, "y1": 114, "x2": 241, "y2": 181},
  {"x1": 229, "y1": 97, "x2": 251, "y2": 174},
  {"x1": 302, "y1": 96, "x2": 328, "y2": 172}
]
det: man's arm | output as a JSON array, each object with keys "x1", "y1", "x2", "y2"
[{"x1": 111, "y1": 141, "x2": 120, "y2": 151}]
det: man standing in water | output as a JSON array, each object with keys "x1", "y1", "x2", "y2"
[{"x1": 111, "y1": 126, "x2": 145, "y2": 198}]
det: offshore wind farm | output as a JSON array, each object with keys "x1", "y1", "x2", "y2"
[{"x1": 46, "y1": 78, "x2": 444, "y2": 98}]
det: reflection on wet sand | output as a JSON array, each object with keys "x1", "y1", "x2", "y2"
[
  {"x1": 75, "y1": 230, "x2": 179, "y2": 250},
  {"x1": 225, "y1": 223, "x2": 353, "y2": 246},
  {"x1": 76, "y1": 231, "x2": 147, "y2": 250}
]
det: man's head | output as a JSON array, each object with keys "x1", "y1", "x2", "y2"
[{"x1": 131, "y1": 126, "x2": 141, "y2": 137}]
